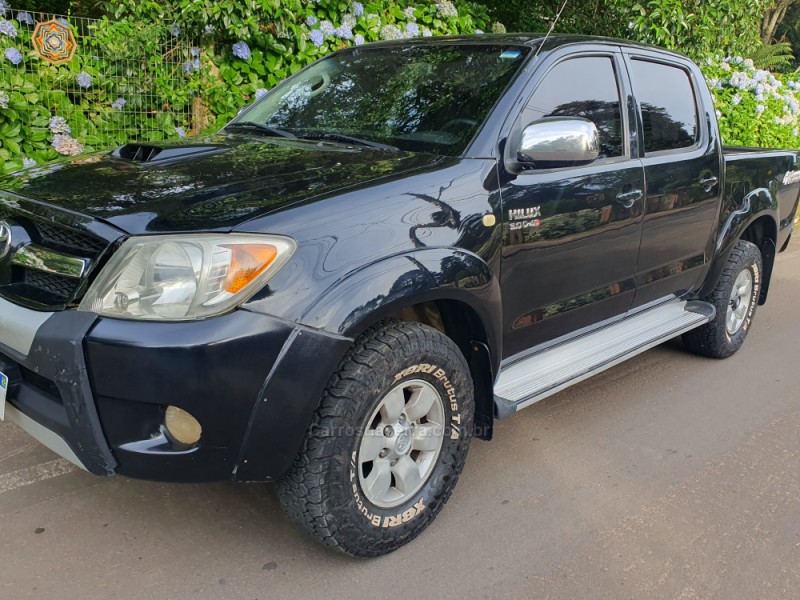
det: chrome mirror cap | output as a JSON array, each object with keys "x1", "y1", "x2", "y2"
[{"x1": 517, "y1": 117, "x2": 601, "y2": 168}]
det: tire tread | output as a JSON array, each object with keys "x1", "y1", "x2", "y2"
[
  {"x1": 278, "y1": 319, "x2": 473, "y2": 557},
  {"x1": 683, "y1": 240, "x2": 762, "y2": 359}
]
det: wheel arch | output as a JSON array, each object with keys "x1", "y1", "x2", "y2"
[
  {"x1": 701, "y1": 187, "x2": 779, "y2": 304},
  {"x1": 380, "y1": 298, "x2": 497, "y2": 440},
  {"x1": 739, "y1": 215, "x2": 777, "y2": 304},
  {"x1": 300, "y1": 249, "x2": 503, "y2": 440}
]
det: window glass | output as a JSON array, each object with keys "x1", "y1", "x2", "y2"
[
  {"x1": 630, "y1": 60, "x2": 699, "y2": 153},
  {"x1": 239, "y1": 45, "x2": 530, "y2": 155},
  {"x1": 521, "y1": 56, "x2": 624, "y2": 159}
]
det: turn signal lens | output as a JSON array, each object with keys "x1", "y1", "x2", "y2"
[
  {"x1": 164, "y1": 406, "x2": 202, "y2": 445},
  {"x1": 223, "y1": 244, "x2": 278, "y2": 294}
]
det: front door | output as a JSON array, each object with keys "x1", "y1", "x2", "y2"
[{"x1": 499, "y1": 52, "x2": 645, "y2": 359}]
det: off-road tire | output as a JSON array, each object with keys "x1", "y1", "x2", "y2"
[
  {"x1": 683, "y1": 240, "x2": 762, "y2": 359},
  {"x1": 278, "y1": 320, "x2": 474, "y2": 557}
]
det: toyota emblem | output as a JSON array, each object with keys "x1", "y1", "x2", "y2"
[{"x1": 0, "y1": 221, "x2": 11, "y2": 260}]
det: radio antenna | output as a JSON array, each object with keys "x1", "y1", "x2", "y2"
[{"x1": 532, "y1": 0, "x2": 569, "y2": 62}]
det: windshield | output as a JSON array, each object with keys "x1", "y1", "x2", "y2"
[{"x1": 231, "y1": 44, "x2": 530, "y2": 155}]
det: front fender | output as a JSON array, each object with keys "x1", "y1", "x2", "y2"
[{"x1": 300, "y1": 248, "x2": 503, "y2": 373}]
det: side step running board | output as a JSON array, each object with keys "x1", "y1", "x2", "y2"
[{"x1": 494, "y1": 300, "x2": 715, "y2": 419}]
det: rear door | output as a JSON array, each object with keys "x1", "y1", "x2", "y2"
[
  {"x1": 499, "y1": 49, "x2": 645, "y2": 359},
  {"x1": 623, "y1": 52, "x2": 722, "y2": 307}
]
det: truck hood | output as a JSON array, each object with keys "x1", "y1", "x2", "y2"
[{"x1": 1, "y1": 135, "x2": 445, "y2": 234}]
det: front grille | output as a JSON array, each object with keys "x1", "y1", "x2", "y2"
[
  {"x1": 34, "y1": 221, "x2": 108, "y2": 256},
  {"x1": 23, "y1": 269, "x2": 77, "y2": 302},
  {"x1": 0, "y1": 200, "x2": 118, "y2": 310}
]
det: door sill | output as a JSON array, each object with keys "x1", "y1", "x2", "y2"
[{"x1": 494, "y1": 299, "x2": 715, "y2": 419}]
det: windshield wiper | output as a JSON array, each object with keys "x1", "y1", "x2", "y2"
[
  {"x1": 225, "y1": 122, "x2": 297, "y2": 139},
  {"x1": 295, "y1": 132, "x2": 398, "y2": 151}
]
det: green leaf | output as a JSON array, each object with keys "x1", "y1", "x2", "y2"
[
  {"x1": 1, "y1": 124, "x2": 21, "y2": 138},
  {"x1": 3, "y1": 139, "x2": 21, "y2": 155},
  {"x1": 3, "y1": 160, "x2": 23, "y2": 174}
]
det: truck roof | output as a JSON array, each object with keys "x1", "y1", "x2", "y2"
[{"x1": 357, "y1": 33, "x2": 690, "y2": 61}]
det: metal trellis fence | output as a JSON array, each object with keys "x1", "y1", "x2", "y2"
[{"x1": 0, "y1": 6, "x2": 198, "y2": 160}]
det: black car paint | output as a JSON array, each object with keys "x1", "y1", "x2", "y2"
[
  {"x1": 9, "y1": 138, "x2": 448, "y2": 233},
  {"x1": 0, "y1": 35, "x2": 798, "y2": 483},
  {"x1": 86, "y1": 311, "x2": 352, "y2": 481},
  {"x1": 625, "y1": 49, "x2": 724, "y2": 308},
  {"x1": 700, "y1": 149, "x2": 798, "y2": 303}
]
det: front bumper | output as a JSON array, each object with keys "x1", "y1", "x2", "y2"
[
  {"x1": 0, "y1": 306, "x2": 115, "y2": 475},
  {"x1": 0, "y1": 298, "x2": 352, "y2": 482}
]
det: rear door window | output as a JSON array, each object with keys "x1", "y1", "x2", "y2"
[{"x1": 629, "y1": 59, "x2": 699, "y2": 154}]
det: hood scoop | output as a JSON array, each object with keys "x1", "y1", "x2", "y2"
[{"x1": 112, "y1": 143, "x2": 225, "y2": 163}]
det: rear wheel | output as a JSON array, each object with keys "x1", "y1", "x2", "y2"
[
  {"x1": 683, "y1": 240, "x2": 762, "y2": 359},
  {"x1": 278, "y1": 320, "x2": 474, "y2": 557}
]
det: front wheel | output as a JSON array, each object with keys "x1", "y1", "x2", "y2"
[
  {"x1": 278, "y1": 320, "x2": 474, "y2": 557},
  {"x1": 683, "y1": 240, "x2": 763, "y2": 359}
]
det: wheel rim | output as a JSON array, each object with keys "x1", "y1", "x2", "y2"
[
  {"x1": 357, "y1": 379, "x2": 446, "y2": 509},
  {"x1": 726, "y1": 268, "x2": 754, "y2": 335}
]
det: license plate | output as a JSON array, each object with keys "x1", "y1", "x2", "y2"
[{"x1": 0, "y1": 371, "x2": 7, "y2": 420}]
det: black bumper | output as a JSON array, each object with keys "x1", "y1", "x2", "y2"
[
  {"x1": 1, "y1": 310, "x2": 116, "y2": 475},
  {"x1": 1, "y1": 306, "x2": 352, "y2": 482}
]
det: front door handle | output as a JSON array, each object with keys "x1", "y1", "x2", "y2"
[
  {"x1": 700, "y1": 176, "x2": 719, "y2": 192},
  {"x1": 616, "y1": 189, "x2": 643, "y2": 209}
]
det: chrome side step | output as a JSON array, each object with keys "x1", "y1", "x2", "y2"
[{"x1": 494, "y1": 300, "x2": 715, "y2": 419}]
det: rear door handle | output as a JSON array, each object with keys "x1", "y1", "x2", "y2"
[
  {"x1": 700, "y1": 176, "x2": 719, "y2": 192},
  {"x1": 616, "y1": 190, "x2": 643, "y2": 209}
]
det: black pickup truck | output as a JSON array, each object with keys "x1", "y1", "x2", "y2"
[{"x1": 0, "y1": 35, "x2": 798, "y2": 557}]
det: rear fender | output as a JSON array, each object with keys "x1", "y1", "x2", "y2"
[{"x1": 699, "y1": 187, "x2": 778, "y2": 301}]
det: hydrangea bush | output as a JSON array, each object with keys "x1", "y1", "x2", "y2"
[
  {"x1": 0, "y1": 1, "x2": 500, "y2": 172},
  {"x1": 111, "y1": 0, "x2": 501, "y2": 130},
  {"x1": 0, "y1": 8, "x2": 200, "y2": 173},
  {"x1": 704, "y1": 56, "x2": 800, "y2": 148},
  {"x1": 2, "y1": 0, "x2": 799, "y2": 176}
]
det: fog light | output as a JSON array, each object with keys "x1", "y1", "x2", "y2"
[{"x1": 164, "y1": 406, "x2": 202, "y2": 445}]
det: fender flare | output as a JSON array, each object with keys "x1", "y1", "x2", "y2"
[
  {"x1": 699, "y1": 187, "x2": 779, "y2": 301},
  {"x1": 300, "y1": 248, "x2": 503, "y2": 375}
]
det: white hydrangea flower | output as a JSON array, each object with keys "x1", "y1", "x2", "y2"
[
  {"x1": 436, "y1": 1, "x2": 458, "y2": 18},
  {"x1": 380, "y1": 24, "x2": 402, "y2": 40}
]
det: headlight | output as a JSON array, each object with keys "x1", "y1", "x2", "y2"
[{"x1": 79, "y1": 234, "x2": 295, "y2": 320}]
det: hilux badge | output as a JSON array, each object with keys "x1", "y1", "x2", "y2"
[
  {"x1": 509, "y1": 207, "x2": 542, "y2": 221},
  {"x1": 508, "y1": 207, "x2": 542, "y2": 231},
  {"x1": 0, "y1": 221, "x2": 11, "y2": 260}
]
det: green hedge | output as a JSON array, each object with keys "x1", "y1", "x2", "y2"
[
  {"x1": 119, "y1": 0, "x2": 504, "y2": 130},
  {"x1": 0, "y1": 12, "x2": 200, "y2": 173},
  {"x1": 704, "y1": 57, "x2": 800, "y2": 149},
  {"x1": 0, "y1": 1, "x2": 503, "y2": 172},
  {"x1": 1, "y1": 1, "x2": 798, "y2": 175}
]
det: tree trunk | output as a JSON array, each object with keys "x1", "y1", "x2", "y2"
[
  {"x1": 191, "y1": 97, "x2": 210, "y2": 134},
  {"x1": 762, "y1": 1, "x2": 793, "y2": 45}
]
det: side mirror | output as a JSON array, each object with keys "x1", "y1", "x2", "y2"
[{"x1": 516, "y1": 117, "x2": 600, "y2": 169}]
